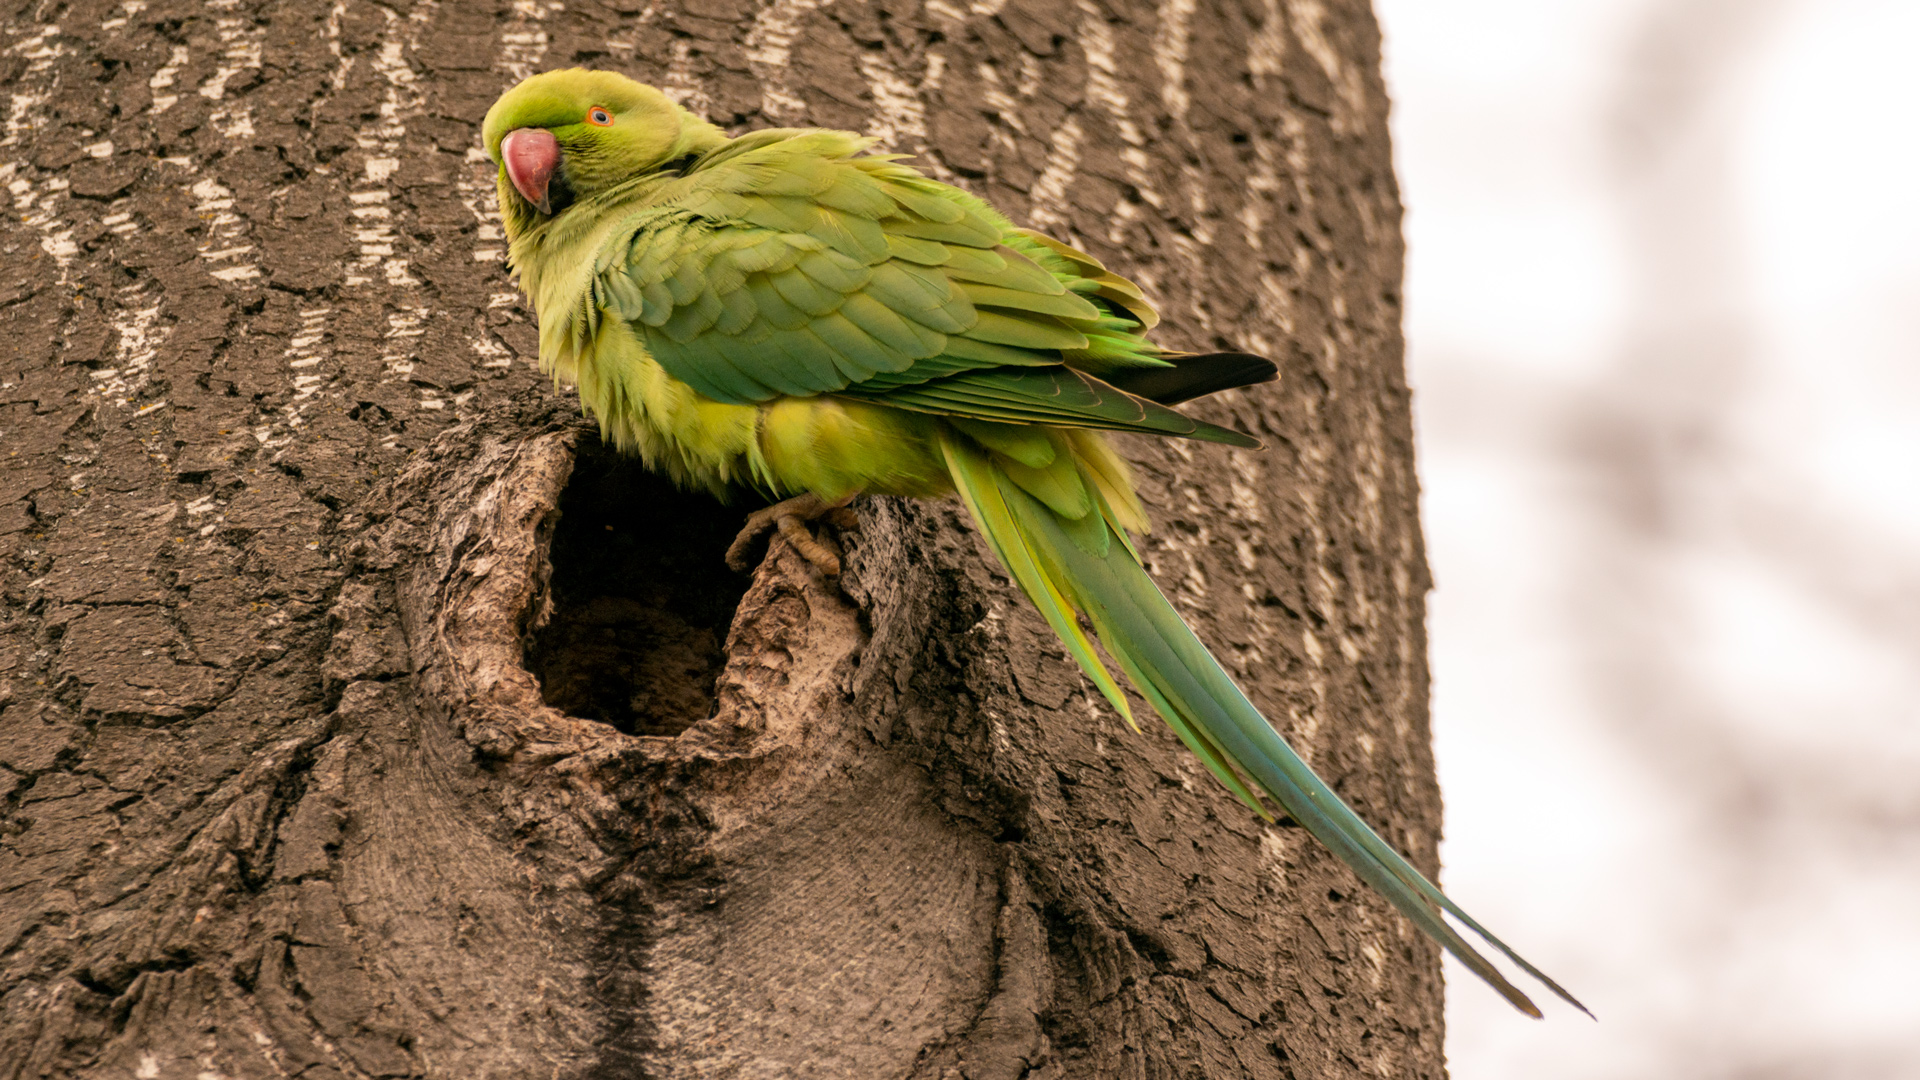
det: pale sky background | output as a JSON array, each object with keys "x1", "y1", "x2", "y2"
[{"x1": 1372, "y1": 0, "x2": 1920, "y2": 1077}]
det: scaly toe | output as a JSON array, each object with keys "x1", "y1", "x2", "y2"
[
  {"x1": 725, "y1": 493, "x2": 836, "y2": 573},
  {"x1": 776, "y1": 514, "x2": 841, "y2": 576}
]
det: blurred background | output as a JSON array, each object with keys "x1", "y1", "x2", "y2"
[{"x1": 1372, "y1": 0, "x2": 1920, "y2": 1076}]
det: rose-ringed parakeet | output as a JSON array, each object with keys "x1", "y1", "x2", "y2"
[{"x1": 483, "y1": 68, "x2": 1582, "y2": 1018}]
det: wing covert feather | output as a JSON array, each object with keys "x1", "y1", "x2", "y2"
[{"x1": 587, "y1": 133, "x2": 1230, "y2": 439}]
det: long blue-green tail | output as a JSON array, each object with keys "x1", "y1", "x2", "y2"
[{"x1": 939, "y1": 430, "x2": 1586, "y2": 1019}]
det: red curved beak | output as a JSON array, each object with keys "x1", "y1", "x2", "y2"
[{"x1": 500, "y1": 128, "x2": 560, "y2": 215}]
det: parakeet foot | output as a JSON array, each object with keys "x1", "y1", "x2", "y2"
[{"x1": 725, "y1": 493, "x2": 858, "y2": 576}]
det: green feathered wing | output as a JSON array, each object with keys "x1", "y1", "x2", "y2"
[{"x1": 592, "y1": 131, "x2": 1584, "y2": 1018}]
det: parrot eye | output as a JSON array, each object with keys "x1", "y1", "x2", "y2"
[{"x1": 587, "y1": 106, "x2": 614, "y2": 126}]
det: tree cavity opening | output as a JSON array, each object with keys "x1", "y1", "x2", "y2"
[{"x1": 526, "y1": 435, "x2": 758, "y2": 736}]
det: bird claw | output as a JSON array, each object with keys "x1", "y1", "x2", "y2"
[{"x1": 725, "y1": 493, "x2": 858, "y2": 577}]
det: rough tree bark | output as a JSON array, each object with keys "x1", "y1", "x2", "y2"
[{"x1": 0, "y1": 0, "x2": 1438, "y2": 1076}]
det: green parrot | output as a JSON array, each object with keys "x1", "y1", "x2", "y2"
[{"x1": 483, "y1": 68, "x2": 1582, "y2": 1018}]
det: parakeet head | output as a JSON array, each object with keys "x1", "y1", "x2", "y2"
[{"x1": 482, "y1": 69, "x2": 725, "y2": 228}]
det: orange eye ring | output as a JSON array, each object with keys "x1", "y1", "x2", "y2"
[{"x1": 587, "y1": 106, "x2": 614, "y2": 126}]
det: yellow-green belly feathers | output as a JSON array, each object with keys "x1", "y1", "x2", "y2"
[{"x1": 570, "y1": 313, "x2": 952, "y2": 501}]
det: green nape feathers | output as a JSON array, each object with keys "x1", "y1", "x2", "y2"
[{"x1": 485, "y1": 67, "x2": 1584, "y2": 1019}]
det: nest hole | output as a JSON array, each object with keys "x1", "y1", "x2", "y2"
[{"x1": 526, "y1": 436, "x2": 760, "y2": 736}]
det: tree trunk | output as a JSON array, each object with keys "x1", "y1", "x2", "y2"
[{"x1": 0, "y1": 0, "x2": 1437, "y2": 1076}]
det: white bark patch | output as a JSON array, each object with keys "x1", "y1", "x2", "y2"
[
  {"x1": 92, "y1": 285, "x2": 170, "y2": 410},
  {"x1": 1152, "y1": 0, "x2": 1195, "y2": 128},
  {"x1": 1237, "y1": 132, "x2": 1281, "y2": 252},
  {"x1": 1295, "y1": 619, "x2": 1327, "y2": 755},
  {"x1": 860, "y1": 51, "x2": 948, "y2": 179},
  {"x1": 1258, "y1": 828, "x2": 1298, "y2": 894},
  {"x1": 1015, "y1": 52, "x2": 1042, "y2": 97},
  {"x1": 604, "y1": 2, "x2": 660, "y2": 61},
  {"x1": 252, "y1": 304, "x2": 336, "y2": 450},
  {"x1": 1390, "y1": 537, "x2": 1418, "y2": 743},
  {"x1": 1251, "y1": 272, "x2": 1296, "y2": 356},
  {"x1": 467, "y1": 3, "x2": 566, "y2": 376},
  {"x1": 659, "y1": 36, "x2": 715, "y2": 118},
  {"x1": 149, "y1": 44, "x2": 190, "y2": 114},
  {"x1": 285, "y1": 305, "x2": 334, "y2": 407},
  {"x1": 469, "y1": 328, "x2": 513, "y2": 370},
  {"x1": 1076, "y1": 0, "x2": 1166, "y2": 248},
  {"x1": 1024, "y1": 116, "x2": 1082, "y2": 233},
  {"x1": 479, "y1": 289, "x2": 525, "y2": 376},
  {"x1": 1152, "y1": 0, "x2": 1221, "y2": 315},
  {"x1": 190, "y1": 176, "x2": 262, "y2": 283},
  {"x1": 1282, "y1": 0, "x2": 1368, "y2": 135},
  {"x1": 4, "y1": 25, "x2": 80, "y2": 278},
  {"x1": 1074, "y1": 7, "x2": 1143, "y2": 151},
  {"x1": 1247, "y1": 0, "x2": 1286, "y2": 84},
  {"x1": 382, "y1": 306, "x2": 431, "y2": 422},
  {"x1": 497, "y1": 0, "x2": 559, "y2": 83},
  {"x1": 200, "y1": 1, "x2": 266, "y2": 140},
  {"x1": 1177, "y1": 165, "x2": 1210, "y2": 245},
  {"x1": 323, "y1": 1, "x2": 351, "y2": 91},
  {"x1": 924, "y1": 0, "x2": 1009, "y2": 23},
  {"x1": 1228, "y1": 454, "x2": 1266, "y2": 522},
  {"x1": 100, "y1": 1, "x2": 147, "y2": 32},
  {"x1": 101, "y1": 207, "x2": 140, "y2": 236},
  {"x1": 268, "y1": 2, "x2": 436, "y2": 446},
  {"x1": 859, "y1": 50, "x2": 930, "y2": 152},
  {"x1": 744, "y1": 0, "x2": 832, "y2": 122},
  {"x1": 382, "y1": 305, "x2": 424, "y2": 366},
  {"x1": 1142, "y1": 477, "x2": 1217, "y2": 615},
  {"x1": 975, "y1": 54, "x2": 1045, "y2": 172},
  {"x1": 1225, "y1": 452, "x2": 1284, "y2": 672},
  {"x1": 1104, "y1": 192, "x2": 1140, "y2": 247},
  {"x1": 460, "y1": 146, "x2": 505, "y2": 264},
  {"x1": 976, "y1": 61, "x2": 1025, "y2": 136},
  {"x1": 4, "y1": 167, "x2": 77, "y2": 274},
  {"x1": 1360, "y1": 939, "x2": 1387, "y2": 988},
  {"x1": 343, "y1": 4, "x2": 433, "y2": 290},
  {"x1": 455, "y1": 154, "x2": 520, "y2": 375}
]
